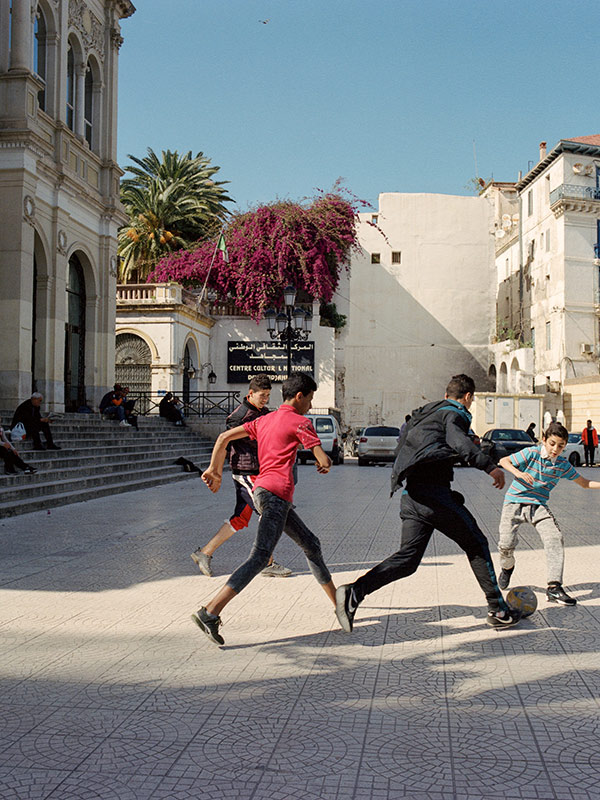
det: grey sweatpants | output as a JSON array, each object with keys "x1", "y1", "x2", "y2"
[{"x1": 498, "y1": 503, "x2": 564, "y2": 584}]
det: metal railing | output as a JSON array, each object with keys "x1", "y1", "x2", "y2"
[
  {"x1": 128, "y1": 390, "x2": 240, "y2": 417},
  {"x1": 549, "y1": 184, "x2": 600, "y2": 205}
]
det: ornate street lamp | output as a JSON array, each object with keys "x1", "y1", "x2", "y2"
[{"x1": 264, "y1": 286, "x2": 312, "y2": 378}]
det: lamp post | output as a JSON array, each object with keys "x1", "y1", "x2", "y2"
[{"x1": 265, "y1": 285, "x2": 312, "y2": 378}]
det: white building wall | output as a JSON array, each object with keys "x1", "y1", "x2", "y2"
[
  {"x1": 207, "y1": 304, "x2": 336, "y2": 409},
  {"x1": 335, "y1": 193, "x2": 496, "y2": 426}
]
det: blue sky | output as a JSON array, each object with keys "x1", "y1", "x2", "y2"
[{"x1": 117, "y1": 0, "x2": 600, "y2": 212}]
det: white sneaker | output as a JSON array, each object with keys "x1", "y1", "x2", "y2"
[
  {"x1": 119, "y1": 420, "x2": 128, "y2": 427},
  {"x1": 261, "y1": 561, "x2": 292, "y2": 577}
]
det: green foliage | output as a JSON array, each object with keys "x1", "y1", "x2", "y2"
[
  {"x1": 118, "y1": 148, "x2": 233, "y2": 282},
  {"x1": 319, "y1": 302, "x2": 347, "y2": 330}
]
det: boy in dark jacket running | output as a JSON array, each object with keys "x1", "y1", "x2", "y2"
[
  {"x1": 336, "y1": 374, "x2": 520, "y2": 632},
  {"x1": 190, "y1": 374, "x2": 291, "y2": 578}
]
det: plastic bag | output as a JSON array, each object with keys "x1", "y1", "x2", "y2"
[{"x1": 11, "y1": 422, "x2": 26, "y2": 442}]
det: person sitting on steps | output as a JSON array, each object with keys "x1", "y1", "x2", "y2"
[
  {"x1": 0, "y1": 426, "x2": 36, "y2": 474},
  {"x1": 11, "y1": 393, "x2": 61, "y2": 451}
]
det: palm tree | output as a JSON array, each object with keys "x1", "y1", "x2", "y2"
[{"x1": 118, "y1": 148, "x2": 233, "y2": 282}]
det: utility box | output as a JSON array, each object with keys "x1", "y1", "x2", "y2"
[{"x1": 470, "y1": 393, "x2": 544, "y2": 437}]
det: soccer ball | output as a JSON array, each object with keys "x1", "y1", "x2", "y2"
[{"x1": 506, "y1": 585, "x2": 538, "y2": 617}]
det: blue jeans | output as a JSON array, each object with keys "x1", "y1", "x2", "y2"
[
  {"x1": 226, "y1": 487, "x2": 332, "y2": 593},
  {"x1": 103, "y1": 406, "x2": 125, "y2": 422}
]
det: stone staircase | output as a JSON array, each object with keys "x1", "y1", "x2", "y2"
[{"x1": 0, "y1": 412, "x2": 217, "y2": 518}]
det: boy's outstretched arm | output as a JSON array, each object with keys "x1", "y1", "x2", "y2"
[
  {"x1": 202, "y1": 425, "x2": 249, "y2": 493},
  {"x1": 499, "y1": 455, "x2": 534, "y2": 486},
  {"x1": 574, "y1": 475, "x2": 600, "y2": 489},
  {"x1": 311, "y1": 444, "x2": 332, "y2": 474}
]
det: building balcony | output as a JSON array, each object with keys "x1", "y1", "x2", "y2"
[
  {"x1": 550, "y1": 183, "x2": 600, "y2": 216},
  {"x1": 116, "y1": 283, "x2": 249, "y2": 317}
]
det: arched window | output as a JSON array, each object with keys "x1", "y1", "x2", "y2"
[
  {"x1": 33, "y1": 5, "x2": 47, "y2": 110},
  {"x1": 66, "y1": 43, "x2": 74, "y2": 130}
]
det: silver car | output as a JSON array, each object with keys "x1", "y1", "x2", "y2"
[{"x1": 357, "y1": 425, "x2": 400, "y2": 466}]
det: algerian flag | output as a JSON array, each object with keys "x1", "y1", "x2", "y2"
[{"x1": 217, "y1": 233, "x2": 229, "y2": 263}]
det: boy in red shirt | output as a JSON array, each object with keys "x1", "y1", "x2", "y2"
[{"x1": 193, "y1": 373, "x2": 336, "y2": 645}]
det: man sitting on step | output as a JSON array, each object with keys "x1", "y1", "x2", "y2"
[
  {"x1": 11, "y1": 393, "x2": 61, "y2": 451},
  {"x1": 99, "y1": 384, "x2": 128, "y2": 427}
]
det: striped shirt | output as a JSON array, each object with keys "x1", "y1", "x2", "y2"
[{"x1": 504, "y1": 445, "x2": 578, "y2": 506}]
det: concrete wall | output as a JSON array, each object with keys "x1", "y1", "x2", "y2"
[
  {"x1": 335, "y1": 192, "x2": 496, "y2": 427},
  {"x1": 207, "y1": 303, "x2": 336, "y2": 409}
]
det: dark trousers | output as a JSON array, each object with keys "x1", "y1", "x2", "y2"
[
  {"x1": 0, "y1": 447, "x2": 28, "y2": 472},
  {"x1": 352, "y1": 483, "x2": 507, "y2": 613},
  {"x1": 584, "y1": 444, "x2": 596, "y2": 466},
  {"x1": 26, "y1": 421, "x2": 55, "y2": 447}
]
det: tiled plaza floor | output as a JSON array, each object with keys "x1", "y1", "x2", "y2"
[{"x1": 0, "y1": 461, "x2": 599, "y2": 799}]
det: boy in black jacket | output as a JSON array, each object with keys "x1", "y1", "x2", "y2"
[
  {"x1": 336, "y1": 374, "x2": 520, "y2": 632},
  {"x1": 190, "y1": 374, "x2": 291, "y2": 578}
]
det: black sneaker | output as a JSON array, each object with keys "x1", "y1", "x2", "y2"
[
  {"x1": 498, "y1": 567, "x2": 514, "y2": 590},
  {"x1": 47, "y1": 444, "x2": 61, "y2": 450},
  {"x1": 335, "y1": 584, "x2": 358, "y2": 633},
  {"x1": 191, "y1": 607, "x2": 224, "y2": 645},
  {"x1": 546, "y1": 583, "x2": 577, "y2": 606},
  {"x1": 486, "y1": 609, "x2": 521, "y2": 629},
  {"x1": 23, "y1": 466, "x2": 37, "y2": 474}
]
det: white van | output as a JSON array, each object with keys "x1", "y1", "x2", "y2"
[{"x1": 298, "y1": 413, "x2": 344, "y2": 465}]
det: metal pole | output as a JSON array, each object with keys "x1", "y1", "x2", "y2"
[{"x1": 286, "y1": 306, "x2": 292, "y2": 378}]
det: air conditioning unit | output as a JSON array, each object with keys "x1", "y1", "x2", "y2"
[{"x1": 581, "y1": 343, "x2": 594, "y2": 354}]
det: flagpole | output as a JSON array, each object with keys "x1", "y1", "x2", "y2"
[{"x1": 199, "y1": 230, "x2": 223, "y2": 304}]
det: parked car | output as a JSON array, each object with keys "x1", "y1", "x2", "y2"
[
  {"x1": 563, "y1": 433, "x2": 585, "y2": 466},
  {"x1": 357, "y1": 425, "x2": 401, "y2": 466},
  {"x1": 480, "y1": 428, "x2": 533, "y2": 463},
  {"x1": 298, "y1": 414, "x2": 344, "y2": 465}
]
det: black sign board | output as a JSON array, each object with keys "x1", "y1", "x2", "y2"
[{"x1": 227, "y1": 341, "x2": 315, "y2": 383}]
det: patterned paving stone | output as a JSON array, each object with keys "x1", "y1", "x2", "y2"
[
  {"x1": 1, "y1": 468, "x2": 600, "y2": 799},
  {"x1": 0, "y1": 768, "x2": 69, "y2": 800}
]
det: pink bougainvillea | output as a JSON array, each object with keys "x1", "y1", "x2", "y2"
[{"x1": 148, "y1": 188, "x2": 361, "y2": 319}]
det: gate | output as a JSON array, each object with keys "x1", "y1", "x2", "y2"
[{"x1": 115, "y1": 333, "x2": 152, "y2": 413}]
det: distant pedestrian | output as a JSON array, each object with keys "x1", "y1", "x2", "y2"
[
  {"x1": 526, "y1": 422, "x2": 538, "y2": 442},
  {"x1": 582, "y1": 420, "x2": 598, "y2": 466},
  {"x1": 335, "y1": 374, "x2": 520, "y2": 633},
  {"x1": 497, "y1": 421, "x2": 600, "y2": 606},
  {"x1": 11, "y1": 393, "x2": 61, "y2": 451}
]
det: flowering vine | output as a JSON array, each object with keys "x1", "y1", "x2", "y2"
[{"x1": 149, "y1": 186, "x2": 362, "y2": 319}]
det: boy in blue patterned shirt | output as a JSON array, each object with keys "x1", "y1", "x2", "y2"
[{"x1": 497, "y1": 421, "x2": 600, "y2": 605}]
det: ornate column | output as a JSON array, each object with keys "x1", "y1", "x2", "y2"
[
  {"x1": 9, "y1": 0, "x2": 32, "y2": 72},
  {"x1": 75, "y1": 60, "x2": 86, "y2": 137}
]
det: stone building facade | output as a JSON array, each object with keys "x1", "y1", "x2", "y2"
[
  {"x1": 488, "y1": 137, "x2": 600, "y2": 428},
  {"x1": 0, "y1": 0, "x2": 134, "y2": 412}
]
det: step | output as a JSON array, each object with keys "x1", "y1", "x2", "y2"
[{"x1": 0, "y1": 470, "x2": 200, "y2": 518}]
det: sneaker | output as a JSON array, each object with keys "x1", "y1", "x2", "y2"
[
  {"x1": 191, "y1": 607, "x2": 224, "y2": 645},
  {"x1": 261, "y1": 561, "x2": 292, "y2": 578},
  {"x1": 47, "y1": 444, "x2": 61, "y2": 450},
  {"x1": 498, "y1": 567, "x2": 514, "y2": 590},
  {"x1": 486, "y1": 609, "x2": 521, "y2": 629},
  {"x1": 546, "y1": 583, "x2": 577, "y2": 606},
  {"x1": 119, "y1": 420, "x2": 128, "y2": 427},
  {"x1": 4, "y1": 466, "x2": 17, "y2": 475},
  {"x1": 23, "y1": 466, "x2": 37, "y2": 474},
  {"x1": 335, "y1": 584, "x2": 358, "y2": 633},
  {"x1": 190, "y1": 550, "x2": 213, "y2": 577}
]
